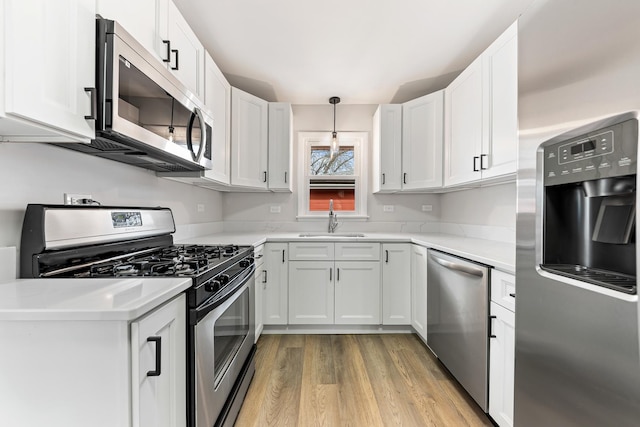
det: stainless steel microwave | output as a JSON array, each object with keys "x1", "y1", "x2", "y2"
[{"x1": 58, "y1": 18, "x2": 212, "y2": 172}]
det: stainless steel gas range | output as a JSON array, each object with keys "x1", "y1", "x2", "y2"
[{"x1": 20, "y1": 204, "x2": 256, "y2": 427}]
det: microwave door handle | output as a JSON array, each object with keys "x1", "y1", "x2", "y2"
[{"x1": 187, "y1": 107, "x2": 207, "y2": 162}]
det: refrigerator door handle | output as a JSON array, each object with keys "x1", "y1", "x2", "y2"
[{"x1": 430, "y1": 253, "x2": 484, "y2": 277}]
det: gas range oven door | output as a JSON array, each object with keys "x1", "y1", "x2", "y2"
[{"x1": 191, "y1": 269, "x2": 256, "y2": 427}]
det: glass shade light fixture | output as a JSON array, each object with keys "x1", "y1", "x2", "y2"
[{"x1": 329, "y1": 96, "x2": 340, "y2": 159}]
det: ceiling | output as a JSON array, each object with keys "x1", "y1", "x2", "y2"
[{"x1": 173, "y1": 0, "x2": 537, "y2": 105}]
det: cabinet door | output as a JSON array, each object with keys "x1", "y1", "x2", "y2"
[
  {"x1": 288, "y1": 261, "x2": 334, "y2": 324},
  {"x1": 444, "y1": 57, "x2": 483, "y2": 186},
  {"x1": 401, "y1": 91, "x2": 444, "y2": 190},
  {"x1": 268, "y1": 103, "x2": 293, "y2": 192},
  {"x1": 131, "y1": 294, "x2": 186, "y2": 427},
  {"x1": 334, "y1": 261, "x2": 381, "y2": 325},
  {"x1": 411, "y1": 245, "x2": 428, "y2": 340},
  {"x1": 203, "y1": 52, "x2": 231, "y2": 185},
  {"x1": 482, "y1": 22, "x2": 518, "y2": 180},
  {"x1": 231, "y1": 87, "x2": 269, "y2": 189},
  {"x1": 372, "y1": 104, "x2": 402, "y2": 193},
  {"x1": 489, "y1": 301, "x2": 515, "y2": 427},
  {"x1": 263, "y1": 243, "x2": 288, "y2": 325},
  {"x1": 167, "y1": 0, "x2": 204, "y2": 98},
  {"x1": 4, "y1": 0, "x2": 95, "y2": 141},
  {"x1": 382, "y1": 244, "x2": 411, "y2": 325}
]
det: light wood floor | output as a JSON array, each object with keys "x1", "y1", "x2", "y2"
[{"x1": 236, "y1": 334, "x2": 492, "y2": 427}]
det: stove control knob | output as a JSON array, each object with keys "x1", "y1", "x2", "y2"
[
  {"x1": 240, "y1": 257, "x2": 254, "y2": 268},
  {"x1": 219, "y1": 274, "x2": 230, "y2": 285},
  {"x1": 205, "y1": 279, "x2": 222, "y2": 293}
]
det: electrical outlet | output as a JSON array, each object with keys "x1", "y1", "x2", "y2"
[
  {"x1": 422, "y1": 204, "x2": 433, "y2": 212},
  {"x1": 64, "y1": 193, "x2": 93, "y2": 205},
  {"x1": 270, "y1": 205, "x2": 281, "y2": 213},
  {"x1": 197, "y1": 204, "x2": 205, "y2": 213},
  {"x1": 383, "y1": 205, "x2": 395, "y2": 212}
]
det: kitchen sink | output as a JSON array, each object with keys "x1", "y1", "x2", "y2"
[{"x1": 298, "y1": 233, "x2": 365, "y2": 238}]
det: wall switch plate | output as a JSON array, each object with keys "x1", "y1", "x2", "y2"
[
  {"x1": 383, "y1": 205, "x2": 395, "y2": 212},
  {"x1": 197, "y1": 204, "x2": 205, "y2": 213},
  {"x1": 422, "y1": 205, "x2": 433, "y2": 212},
  {"x1": 64, "y1": 193, "x2": 93, "y2": 205},
  {"x1": 270, "y1": 205, "x2": 281, "y2": 213}
]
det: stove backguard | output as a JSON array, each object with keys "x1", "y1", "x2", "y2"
[{"x1": 541, "y1": 118, "x2": 637, "y2": 294}]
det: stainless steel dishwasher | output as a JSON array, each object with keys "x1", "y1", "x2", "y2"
[{"x1": 427, "y1": 249, "x2": 490, "y2": 411}]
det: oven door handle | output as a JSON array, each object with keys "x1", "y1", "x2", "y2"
[{"x1": 190, "y1": 265, "x2": 255, "y2": 325}]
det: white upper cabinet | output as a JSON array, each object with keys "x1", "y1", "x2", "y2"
[
  {"x1": 372, "y1": 104, "x2": 403, "y2": 192},
  {"x1": 268, "y1": 103, "x2": 293, "y2": 192},
  {"x1": 401, "y1": 90, "x2": 444, "y2": 191},
  {"x1": 203, "y1": 52, "x2": 231, "y2": 185},
  {"x1": 231, "y1": 87, "x2": 269, "y2": 190},
  {"x1": 444, "y1": 21, "x2": 518, "y2": 187},
  {"x1": 97, "y1": 0, "x2": 204, "y2": 99},
  {"x1": 0, "y1": 0, "x2": 95, "y2": 142},
  {"x1": 166, "y1": 0, "x2": 204, "y2": 99}
]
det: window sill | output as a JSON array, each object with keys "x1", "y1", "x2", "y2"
[{"x1": 296, "y1": 214, "x2": 370, "y2": 222}]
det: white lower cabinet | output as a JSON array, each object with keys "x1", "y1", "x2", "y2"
[
  {"x1": 410, "y1": 244, "x2": 428, "y2": 340},
  {"x1": 254, "y1": 244, "x2": 265, "y2": 340},
  {"x1": 334, "y1": 261, "x2": 381, "y2": 324},
  {"x1": 382, "y1": 243, "x2": 411, "y2": 325},
  {"x1": 288, "y1": 242, "x2": 381, "y2": 325},
  {"x1": 0, "y1": 293, "x2": 186, "y2": 427},
  {"x1": 289, "y1": 260, "x2": 334, "y2": 324},
  {"x1": 131, "y1": 294, "x2": 186, "y2": 427},
  {"x1": 489, "y1": 271, "x2": 516, "y2": 427},
  {"x1": 263, "y1": 243, "x2": 288, "y2": 325}
]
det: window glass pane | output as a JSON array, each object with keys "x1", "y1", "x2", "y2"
[
  {"x1": 310, "y1": 146, "x2": 354, "y2": 175},
  {"x1": 309, "y1": 189, "x2": 355, "y2": 211}
]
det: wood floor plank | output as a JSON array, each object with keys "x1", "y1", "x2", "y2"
[
  {"x1": 237, "y1": 334, "x2": 492, "y2": 427},
  {"x1": 332, "y1": 335, "x2": 386, "y2": 427},
  {"x1": 355, "y1": 334, "x2": 429, "y2": 426}
]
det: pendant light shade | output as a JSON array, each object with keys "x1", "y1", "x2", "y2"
[{"x1": 329, "y1": 96, "x2": 340, "y2": 159}]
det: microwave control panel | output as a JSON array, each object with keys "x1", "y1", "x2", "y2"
[{"x1": 543, "y1": 118, "x2": 637, "y2": 186}]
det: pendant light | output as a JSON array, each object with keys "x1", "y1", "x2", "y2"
[{"x1": 329, "y1": 96, "x2": 340, "y2": 159}]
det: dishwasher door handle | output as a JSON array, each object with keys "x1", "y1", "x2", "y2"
[{"x1": 430, "y1": 254, "x2": 484, "y2": 277}]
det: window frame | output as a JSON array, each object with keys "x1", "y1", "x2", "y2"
[{"x1": 297, "y1": 131, "x2": 368, "y2": 220}]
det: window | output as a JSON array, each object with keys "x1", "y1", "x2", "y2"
[{"x1": 298, "y1": 132, "x2": 368, "y2": 219}]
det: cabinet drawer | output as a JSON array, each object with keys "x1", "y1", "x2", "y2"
[
  {"x1": 254, "y1": 244, "x2": 265, "y2": 267},
  {"x1": 335, "y1": 243, "x2": 380, "y2": 261},
  {"x1": 289, "y1": 242, "x2": 335, "y2": 260},
  {"x1": 491, "y1": 270, "x2": 516, "y2": 312}
]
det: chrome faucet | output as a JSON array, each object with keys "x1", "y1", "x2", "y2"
[{"x1": 328, "y1": 199, "x2": 338, "y2": 233}]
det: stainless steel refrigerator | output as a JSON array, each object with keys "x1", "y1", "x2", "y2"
[{"x1": 516, "y1": 0, "x2": 640, "y2": 426}]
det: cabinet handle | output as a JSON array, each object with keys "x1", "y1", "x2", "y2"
[
  {"x1": 385, "y1": 250, "x2": 389, "y2": 263},
  {"x1": 480, "y1": 154, "x2": 488, "y2": 170},
  {"x1": 403, "y1": 173, "x2": 407, "y2": 184},
  {"x1": 146, "y1": 336, "x2": 162, "y2": 377},
  {"x1": 509, "y1": 292, "x2": 516, "y2": 298},
  {"x1": 171, "y1": 49, "x2": 179, "y2": 70},
  {"x1": 263, "y1": 270, "x2": 268, "y2": 283},
  {"x1": 489, "y1": 315, "x2": 497, "y2": 338},
  {"x1": 162, "y1": 40, "x2": 171, "y2": 62},
  {"x1": 329, "y1": 268, "x2": 332, "y2": 282},
  {"x1": 84, "y1": 87, "x2": 97, "y2": 120},
  {"x1": 473, "y1": 156, "x2": 480, "y2": 172},
  {"x1": 263, "y1": 171, "x2": 267, "y2": 182},
  {"x1": 282, "y1": 250, "x2": 285, "y2": 263},
  {"x1": 284, "y1": 171, "x2": 287, "y2": 183},
  {"x1": 337, "y1": 268, "x2": 340, "y2": 281},
  {"x1": 382, "y1": 173, "x2": 386, "y2": 185}
]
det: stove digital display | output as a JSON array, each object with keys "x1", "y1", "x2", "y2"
[{"x1": 111, "y1": 211, "x2": 143, "y2": 228}]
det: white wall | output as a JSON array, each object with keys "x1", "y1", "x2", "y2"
[
  {"x1": 0, "y1": 142, "x2": 223, "y2": 248},
  {"x1": 222, "y1": 104, "x2": 442, "y2": 232}
]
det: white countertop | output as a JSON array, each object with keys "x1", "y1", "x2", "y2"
[
  {"x1": 179, "y1": 232, "x2": 515, "y2": 273},
  {"x1": 0, "y1": 277, "x2": 191, "y2": 321}
]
